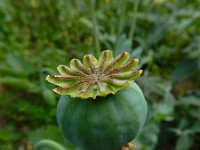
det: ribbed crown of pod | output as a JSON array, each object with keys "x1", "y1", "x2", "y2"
[{"x1": 46, "y1": 50, "x2": 142, "y2": 99}]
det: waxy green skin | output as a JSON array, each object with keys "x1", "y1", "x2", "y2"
[
  {"x1": 57, "y1": 82, "x2": 147, "y2": 150},
  {"x1": 46, "y1": 50, "x2": 147, "y2": 149}
]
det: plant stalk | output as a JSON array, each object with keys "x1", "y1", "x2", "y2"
[
  {"x1": 129, "y1": 0, "x2": 140, "y2": 47},
  {"x1": 34, "y1": 139, "x2": 66, "y2": 150},
  {"x1": 115, "y1": 0, "x2": 128, "y2": 54},
  {"x1": 90, "y1": 0, "x2": 101, "y2": 56}
]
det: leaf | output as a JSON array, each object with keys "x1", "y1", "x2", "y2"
[
  {"x1": 177, "y1": 11, "x2": 200, "y2": 32},
  {"x1": 79, "y1": 17, "x2": 93, "y2": 29},
  {"x1": 153, "y1": 102, "x2": 174, "y2": 121},
  {"x1": 29, "y1": 126, "x2": 77, "y2": 150},
  {"x1": 115, "y1": 34, "x2": 132, "y2": 55},
  {"x1": 0, "y1": 77, "x2": 40, "y2": 93},
  {"x1": 171, "y1": 59, "x2": 198, "y2": 84},
  {"x1": 0, "y1": 77, "x2": 29, "y2": 89},
  {"x1": 190, "y1": 108, "x2": 200, "y2": 120},
  {"x1": 137, "y1": 76, "x2": 165, "y2": 97},
  {"x1": 7, "y1": 53, "x2": 32, "y2": 76},
  {"x1": 191, "y1": 120, "x2": 200, "y2": 133},
  {"x1": 162, "y1": 89, "x2": 175, "y2": 120},
  {"x1": 180, "y1": 95, "x2": 200, "y2": 107},
  {"x1": 130, "y1": 46, "x2": 143, "y2": 59},
  {"x1": 175, "y1": 134, "x2": 194, "y2": 150},
  {"x1": 147, "y1": 22, "x2": 171, "y2": 46},
  {"x1": 42, "y1": 88, "x2": 56, "y2": 106},
  {"x1": 135, "y1": 122, "x2": 160, "y2": 150}
]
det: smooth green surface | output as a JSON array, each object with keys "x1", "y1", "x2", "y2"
[{"x1": 57, "y1": 82, "x2": 147, "y2": 150}]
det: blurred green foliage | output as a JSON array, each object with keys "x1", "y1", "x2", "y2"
[{"x1": 0, "y1": 0, "x2": 200, "y2": 150}]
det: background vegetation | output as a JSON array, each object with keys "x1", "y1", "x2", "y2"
[{"x1": 0, "y1": 0, "x2": 200, "y2": 149}]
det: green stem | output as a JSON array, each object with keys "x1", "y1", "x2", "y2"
[
  {"x1": 116, "y1": 0, "x2": 128, "y2": 38},
  {"x1": 34, "y1": 139, "x2": 66, "y2": 150},
  {"x1": 90, "y1": 0, "x2": 101, "y2": 56},
  {"x1": 115, "y1": 0, "x2": 128, "y2": 54},
  {"x1": 129, "y1": 0, "x2": 140, "y2": 46}
]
